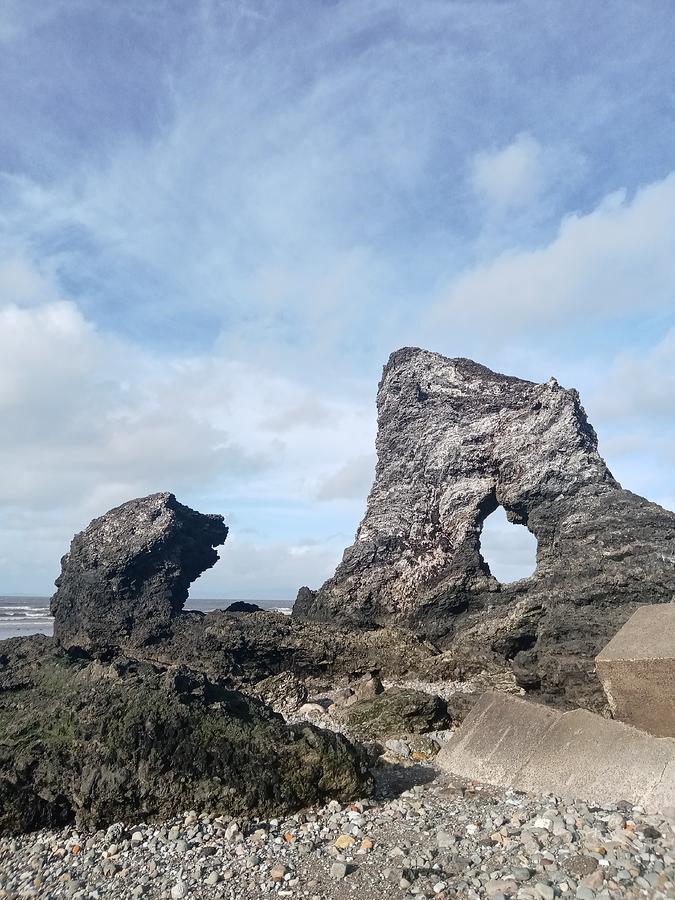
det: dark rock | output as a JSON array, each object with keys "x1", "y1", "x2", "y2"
[
  {"x1": 224, "y1": 601, "x2": 263, "y2": 613},
  {"x1": 336, "y1": 688, "x2": 450, "y2": 738},
  {"x1": 293, "y1": 348, "x2": 675, "y2": 709},
  {"x1": 0, "y1": 636, "x2": 371, "y2": 834},
  {"x1": 51, "y1": 492, "x2": 228, "y2": 652},
  {"x1": 144, "y1": 610, "x2": 437, "y2": 685}
]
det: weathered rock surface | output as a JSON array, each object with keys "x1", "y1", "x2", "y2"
[
  {"x1": 294, "y1": 348, "x2": 675, "y2": 708},
  {"x1": 145, "y1": 610, "x2": 438, "y2": 685},
  {"x1": 335, "y1": 688, "x2": 450, "y2": 739},
  {"x1": 247, "y1": 671, "x2": 308, "y2": 715},
  {"x1": 51, "y1": 492, "x2": 228, "y2": 652},
  {"x1": 0, "y1": 636, "x2": 370, "y2": 834}
]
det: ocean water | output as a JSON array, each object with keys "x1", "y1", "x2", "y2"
[{"x1": 0, "y1": 596, "x2": 292, "y2": 641}]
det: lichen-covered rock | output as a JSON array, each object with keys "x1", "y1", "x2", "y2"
[
  {"x1": 336, "y1": 688, "x2": 450, "y2": 738},
  {"x1": 248, "y1": 671, "x2": 308, "y2": 716},
  {"x1": 51, "y1": 492, "x2": 228, "y2": 652},
  {"x1": 294, "y1": 348, "x2": 675, "y2": 709},
  {"x1": 0, "y1": 636, "x2": 371, "y2": 834},
  {"x1": 145, "y1": 610, "x2": 438, "y2": 685}
]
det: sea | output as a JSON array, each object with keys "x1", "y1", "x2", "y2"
[{"x1": 0, "y1": 596, "x2": 292, "y2": 641}]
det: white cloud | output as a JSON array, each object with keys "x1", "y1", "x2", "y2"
[
  {"x1": 469, "y1": 133, "x2": 546, "y2": 214},
  {"x1": 435, "y1": 170, "x2": 675, "y2": 332},
  {"x1": 315, "y1": 454, "x2": 376, "y2": 502},
  {"x1": 588, "y1": 328, "x2": 675, "y2": 421},
  {"x1": 0, "y1": 270, "x2": 376, "y2": 594}
]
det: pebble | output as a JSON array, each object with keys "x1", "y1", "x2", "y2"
[
  {"x1": 331, "y1": 861, "x2": 349, "y2": 878},
  {"x1": 0, "y1": 761, "x2": 672, "y2": 900}
]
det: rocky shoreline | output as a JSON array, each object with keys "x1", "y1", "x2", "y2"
[
  {"x1": 3, "y1": 351, "x2": 675, "y2": 898},
  {"x1": 2, "y1": 752, "x2": 673, "y2": 900}
]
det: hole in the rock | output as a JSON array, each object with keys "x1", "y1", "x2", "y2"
[{"x1": 479, "y1": 506, "x2": 537, "y2": 584}]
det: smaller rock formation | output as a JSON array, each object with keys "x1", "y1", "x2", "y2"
[
  {"x1": 0, "y1": 636, "x2": 370, "y2": 834},
  {"x1": 225, "y1": 600, "x2": 263, "y2": 613},
  {"x1": 336, "y1": 688, "x2": 450, "y2": 739},
  {"x1": 51, "y1": 492, "x2": 228, "y2": 652}
]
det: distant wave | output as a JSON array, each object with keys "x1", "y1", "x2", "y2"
[{"x1": 0, "y1": 596, "x2": 292, "y2": 640}]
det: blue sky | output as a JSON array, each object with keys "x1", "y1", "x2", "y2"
[{"x1": 1, "y1": 0, "x2": 674, "y2": 598}]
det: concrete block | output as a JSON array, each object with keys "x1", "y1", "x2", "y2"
[
  {"x1": 437, "y1": 692, "x2": 675, "y2": 813},
  {"x1": 596, "y1": 604, "x2": 675, "y2": 737},
  {"x1": 434, "y1": 692, "x2": 561, "y2": 786}
]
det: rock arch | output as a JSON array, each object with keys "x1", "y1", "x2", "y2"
[{"x1": 294, "y1": 348, "x2": 675, "y2": 708}]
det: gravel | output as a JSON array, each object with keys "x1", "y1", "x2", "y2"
[{"x1": 1, "y1": 763, "x2": 673, "y2": 900}]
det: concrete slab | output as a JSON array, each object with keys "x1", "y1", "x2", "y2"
[
  {"x1": 437, "y1": 692, "x2": 675, "y2": 813},
  {"x1": 596, "y1": 604, "x2": 675, "y2": 737},
  {"x1": 433, "y1": 692, "x2": 561, "y2": 786},
  {"x1": 515, "y1": 709, "x2": 675, "y2": 809}
]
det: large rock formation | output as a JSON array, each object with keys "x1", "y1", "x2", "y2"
[
  {"x1": 294, "y1": 348, "x2": 675, "y2": 708},
  {"x1": 51, "y1": 492, "x2": 228, "y2": 652},
  {"x1": 0, "y1": 636, "x2": 370, "y2": 833}
]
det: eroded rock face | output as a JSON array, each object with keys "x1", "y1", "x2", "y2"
[
  {"x1": 51, "y1": 492, "x2": 228, "y2": 652},
  {"x1": 294, "y1": 348, "x2": 675, "y2": 708},
  {"x1": 0, "y1": 636, "x2": 371, "y2": 833}
]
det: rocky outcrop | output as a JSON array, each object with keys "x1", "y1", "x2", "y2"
[
  {"x1": 141, "y1": 610, "x2": 438, "y2": 685},
  {"x1": 51, "y1": 493, "x2": 228, "y2": 652},
  {"x1": 46, "y1": 491, "x2": 443, "y2": 683},
  {"x1": 336, "y1": 688, "x2": 450, "y2": 739},
  {"x1": 294, "y1": 348, "x2": 675, "y2": 709},
  {"x1": 0, "y1": 636, "x2": 370, "y2": 834}
]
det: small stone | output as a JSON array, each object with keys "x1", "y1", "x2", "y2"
[
  {"x1": 535, "y1": 884, "x2": 555, "y2": 900},
  {"x1": 205, "y1": 872, "x2": 220, "y2": 886},
  {"x1": 436, "y1": 830, "x2": 455, "y2": 849},
  {"x1": 271, "y1": 863, "x2": 287, "y2": 882},
  {"x1": 575, "y1": 889, "x2": 595, "y2": 900},
  {"x1": 334, "y1": 834, "x2": 356, "y2": 849},
  {"x1": 170, "y1": 882, "x2": 189, "y2": 900},
  {"x1": 331, "y1": 862, "x2": 349, "y2": 879},
  {"x1": 385, "y1": 739, "x2": 411, "y2": 758},
  {"x1": 433, "y1": 882, "x2": 447, "y2": 894}
]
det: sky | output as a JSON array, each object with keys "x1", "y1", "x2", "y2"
[{"x1": 1, "y1": 0, "x2": 674, "y2": 600}]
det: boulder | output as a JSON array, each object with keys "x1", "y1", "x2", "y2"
[
  {"x1": 51, "y1": 492, "x2": 228, "y2": 652},
  {"x1": 0, "y1": 636, "x2": 371, "y2": 834},
  {"x1": 248, "y1": 671, "x2": 308, "y2": 716},
  {"x1": 294, "y1": 348, "x2": 675, "y2": 708},
  {"x1": 224, "y1": 601, "x2": 263, "y2": 613},
  {"x1": 336, "y1": 687, "x2": 450, "y2": 738}
]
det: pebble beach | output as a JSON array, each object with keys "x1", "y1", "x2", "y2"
[{"x1": 2, "y1": 763, "x2": 673, "y2": 900}]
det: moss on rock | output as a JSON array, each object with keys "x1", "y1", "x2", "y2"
[{"x1": 0, "y1": 636, "x2": 371, "y2": 834}]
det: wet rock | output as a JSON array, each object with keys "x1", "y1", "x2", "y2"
[
  {"x1": 224, "y1": 601, "x2": 263, "y2": 613},
  {"x1": 336, "y1": 688, "x2": 450, "y2": 739},
  {"x1": 294, "y1": 348, "x2": 675, "y2": 709},
  {"x1": 0, "y1": 638, "x2": 371, "y2": 834},
  {"x1": 51, "y1": 492, "x2": 228, "y2": 653}
]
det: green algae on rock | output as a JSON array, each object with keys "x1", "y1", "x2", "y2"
[{"x1": 0, "y1": 636, "x2": 371, "y2": 834}]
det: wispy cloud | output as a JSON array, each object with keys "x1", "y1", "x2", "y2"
[{"x1": 1, "y1": 1, "x2": 675, "y2": 595}]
